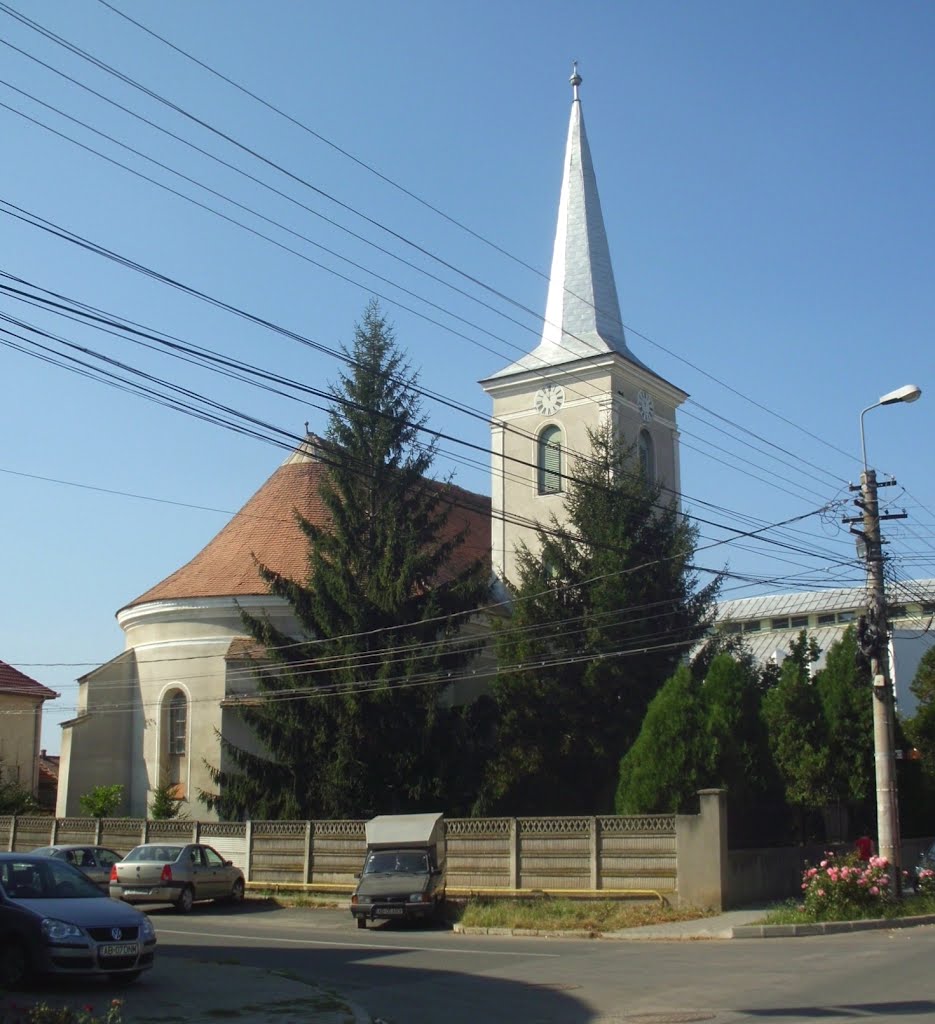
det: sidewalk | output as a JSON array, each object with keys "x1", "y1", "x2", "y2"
[{"x1": 27, "y1": 959, "x2": 372, "y2": 1024}]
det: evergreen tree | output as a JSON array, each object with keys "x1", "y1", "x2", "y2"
[
  {"x1": 615, "y1": 663, "x2": 703, "y2": 813},
  {"x1": 479, "y1": 422, "x2": 718, "y2": 814},
  {"x1": 203, "y1": 302, "x2": 492, "y2": 819},
  {"x1": 813, "y1": 626, "x2": 873, "y2": 811},
  {"x1": 761, "y1": 632, "x2": 830, "y2": 836}
]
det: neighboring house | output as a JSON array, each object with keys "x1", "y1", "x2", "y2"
[
  {"x1": 57, "y1": 70, "x2": 687, "y2": 818},
  {"x1": 37, "y1": 749, "x2": 60, "y2": 810},
  {"x1": 715, "y1": 580, "x2": 935, "y2": 717},
  {"x1": 0, "y1": 660, "x2": 58, "y2": 798}
]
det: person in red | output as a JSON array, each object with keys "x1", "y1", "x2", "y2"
[{"x1": 855, "y1": 832, "x2": 874, "y2": 861}]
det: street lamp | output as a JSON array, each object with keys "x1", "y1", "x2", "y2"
[{"x1": 857, "y1": 383, "x2": 922, "y2": 888}]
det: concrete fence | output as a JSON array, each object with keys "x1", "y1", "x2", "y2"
[{"x1": 0, "y1": 789, "x2": 730, "y2": 908}]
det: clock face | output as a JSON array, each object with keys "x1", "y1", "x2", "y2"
[
  {"x1": 637, "y1": 390, "x2": 654, "y2": 423},
  {"x1": 535, "y1": 385, "x2": 565, "y2": 416}
]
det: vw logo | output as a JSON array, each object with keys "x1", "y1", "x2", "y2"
[{"x1": 111, "y1": 927, "x2": 123, "y2": 941}]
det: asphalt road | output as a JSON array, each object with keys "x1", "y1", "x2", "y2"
[{"x1": 32, "y1": 901, "x2": 935, "y2": 1023}]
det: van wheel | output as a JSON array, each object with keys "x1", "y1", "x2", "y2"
[
  {"x1": 356, "y1": 917, "x2": 367, "y2": 929},
  {"x1": 174, "y1": 886, "x2": 194, "y2": 913}
]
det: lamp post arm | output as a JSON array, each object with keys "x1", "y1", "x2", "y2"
[{"x1": 859, "y1": 401, "x2": 880, "y2": 474}]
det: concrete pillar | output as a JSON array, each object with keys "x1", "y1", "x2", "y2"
[
  {"x1": 303, "y1": 821, "x2": 312, "y2": 883},
  {"x1": 509, "y1": 819, "x2": 519, "y2": 890},
  {"x1": 589, "y1": 817, "x2": 599, "y2": 890},
  {"x1": 676, "y1": 789, "x2": 728, "y2": 909},
  {"x1": 244, "y1": 820, "x2": 253, "y2": 883}
]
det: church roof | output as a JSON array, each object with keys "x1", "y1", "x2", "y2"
[
  {"x1": 0, "y1": 660, "x2": 58, "y2": 701},
  {"x1": 123, "y1": 435, "x2": 492, "y2": 610},
  {"x1": 489, "y1": 66, "x2": 647, "y2": 380}
]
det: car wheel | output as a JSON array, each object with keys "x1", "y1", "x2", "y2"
[
  {"x1": 228, "y1": 878, "x2": 245, "y2": 904},
  {"x1": 109, "y1": 970, "x2": 142, "y2": 985},
  {"x1": 174, "y1": 885, "x2": 195, "y2": 913},
  {"x1": 0, "y1": 941, "x2": 32, "y2": 989},
  {"x1": 356, "y1": 917, "x2": 367, "y2": 929}
]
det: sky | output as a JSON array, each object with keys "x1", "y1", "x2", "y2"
[{"x1": 1, "y1": 0, "x2": 933, "y2": 755}]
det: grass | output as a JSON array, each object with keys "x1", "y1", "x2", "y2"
[
  {"x1": 760, "y1": 891, "x2": 935, "y2": 925},
  {"x1": 455, "y1": 896, "x2": 714, "y2": 932}
]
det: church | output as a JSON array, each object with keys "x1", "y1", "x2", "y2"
[{"x1": 55, "y1": 70, "x2": 686, "y2": 818}]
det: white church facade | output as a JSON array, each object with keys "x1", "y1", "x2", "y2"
[{"x1": 56, "y1": 70, "x2": 685, "y2": 818}]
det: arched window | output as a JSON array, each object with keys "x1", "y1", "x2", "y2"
[
  {"x1": 162, "y1": 688, "x2": 189, "y2": 794},
  {"x1": 638, "y1": 429, "x2": 654, "y2": 482},
  {"x1": 538, "y1": 425, "x2": 563, "y2": 494},
  {"x1": 168, "y1": 691, "x2": 187, "y2": 755}
]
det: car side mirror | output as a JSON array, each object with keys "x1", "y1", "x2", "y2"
[
  {"x1": 354, "y1": 872, "x2": 361, "y2": 880},
  {"x1": 224, "y1": 860, "x2": 232, "y2": 867}
]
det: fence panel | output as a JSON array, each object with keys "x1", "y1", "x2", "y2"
[
  {"x1": 54, "y1": 818, "x2": 98, "y2": 847},
  {"x1": 250, "y1": 821, "x2": 307, "y2": 884},
  {"x1": 99, "y1": 818, "x2": 147, "y2": 855},
  {"x1": 309, "y1": 820, "x2": 365, "y2": 885},
  {"x1": 518, "y1": 817, "x2": 591, "y2": 890},
  {"x1": 12, "y1": 816, "x2": 56, "y2": 852},
  {"x1": 446, "y1": 818, "x2": 512, "y2": 889},
  {"x1": 200, "y1": 822, "x2": 249, "y2": 873},
  {"x1": 598, "y1": 815, "x2": 677, "y2": 892}
]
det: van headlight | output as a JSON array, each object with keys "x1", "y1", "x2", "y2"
[
  {"x1": 409, "y1": 893, "x2": 430, "y2": 903},
  {"x1": 140, "y1": 916, "x2": 156, "y2": 941}
]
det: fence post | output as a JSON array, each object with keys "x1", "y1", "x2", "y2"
[
  {"x1": 303, "y1": 821, "x2": 312, "y2": 884},
  {"x1": 676, "y1": 789, "x2": 728, "y2": 909},
  {"x1": 193, "y1": 819, "x2": 201, "y2": 843},
  {"x1": 50, "y1": 818, "x2": 59, "y2": 844},
  {"x1": 142, "y1": 819, "x2": 150, "y2": 843},
  {"x1": 509, "y1": 818, "x2": 519, "y2": 890},
  {"x1": 9, "y1": 817, "x2": 17, "y2": 853},
  {"x1": 589, "y1": 817, "x2": 599, "y2": 890},
  {"x1": 244, "y1": 820, "x2": 253, "y2": 883},
  {"x1": 95, "y1": 818, "x2": 102, "y2": 844}
]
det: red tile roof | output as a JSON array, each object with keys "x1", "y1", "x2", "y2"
[
  {"x1": 0, "y1": 661, "x2": 58, "y2": 701},
  {"x1": 124, "y1": 438, "x2": 492, "y2": 610}
]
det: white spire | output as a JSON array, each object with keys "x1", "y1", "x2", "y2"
[{"x1": 492, "y1": 66, "x2": 644, "y2": 377}]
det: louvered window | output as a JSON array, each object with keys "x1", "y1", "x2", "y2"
[
  {"x1": 638, "y1": 430, "x2": 654, "y2": 482},
  {"x1": 538, "y1": 426, "x2": 562, "y2": 494}
]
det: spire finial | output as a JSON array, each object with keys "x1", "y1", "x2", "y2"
[{"x1": 570, "y1": 60, "x2": 582, "y2": 100}]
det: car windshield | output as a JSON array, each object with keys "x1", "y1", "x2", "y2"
[
  {"x1": 124, "y1": 846, "x2": 184, "y2": 863},
  {"x1": 0, "y1": 859, "x2": 102, "y2": 900},
  {"x1": 364, "y1": 850, "x2": 430, "y2": 874}
]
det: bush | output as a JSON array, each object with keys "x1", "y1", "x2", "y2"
[
  {"x1": 916, "y1": 867, "x2": 935, "y2": 899},
  {"x1": 78, "y1": 785, "x2": 123, "y2": 818},
  {"x1": 0, "y1": 999, "x2": 124, "y2": 1024},
  {"x1": 800, "y1": 851, "x2": 893, "y2": 920}
]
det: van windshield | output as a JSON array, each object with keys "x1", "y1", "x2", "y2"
[{"x1": 364, "y1": 850, "x2": 430, "y2": 874}]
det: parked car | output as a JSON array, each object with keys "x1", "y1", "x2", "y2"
[
  {"x1": 0, "y1": 852, "x2": 156, "y2": 987},
  {"x1": 30, "y1": 844, "x2": 123, "y2": 892},
  {"x1": 110, "y1": 842, "x2": 245, "y2": 913}
]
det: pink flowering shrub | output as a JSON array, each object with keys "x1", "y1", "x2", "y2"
[
  {"x1": 0, "y1": 1000, "x2": 124, "y2": 1024},
  {"x1": 916, "y1": 867, "x2": 935, "y2": 899},
  {"x1": 800, "y1": 852, "x2": 893, "y2": 920}
]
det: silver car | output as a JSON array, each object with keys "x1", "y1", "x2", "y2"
[
  {"x1": 109, "y1": 842, "x2": 245, "y2": 913},
  {"x1": 30, "y1": 844, "x2": 123, "y2": 892}
]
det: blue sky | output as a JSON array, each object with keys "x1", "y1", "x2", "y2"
[{"x1": 1, "y1": 0, "x2": 932, "y2": 755}]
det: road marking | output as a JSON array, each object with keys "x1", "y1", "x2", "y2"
[{"x1": 155, "y1": 927, "x2": 560, "y2": 957}]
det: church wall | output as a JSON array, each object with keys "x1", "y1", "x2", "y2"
[{"x1": 57, "y1": 655, "x2": 137, "y2": 816}]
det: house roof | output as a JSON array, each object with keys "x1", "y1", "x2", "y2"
[
  {"x1": 717, "y1": 579, "x2": 935, "y2": 623},
  {"x1": 123, "y1": 434, "x2": 492, "y2": 610},
  {"x1": 0, "y1": 660, "x2": 58, "y2": 701}
]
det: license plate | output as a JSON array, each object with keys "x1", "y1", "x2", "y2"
[
  {"x1": 123, "y1": 889, "x2": 152, "y2": 896},
  {"x1": 376, "y1": 906, "x2": 405, "y2": 917},
  {"x1": 99, "y1": 942, "x2": 139, "y2": 957}
]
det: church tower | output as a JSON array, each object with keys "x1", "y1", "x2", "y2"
[{"x1": 480, "y1": 67, "x2": 687, "y2": 585}]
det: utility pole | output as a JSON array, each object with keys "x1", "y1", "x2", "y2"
[{"x1": 847, "y1": 468, "x2": 906, "y2": 891}]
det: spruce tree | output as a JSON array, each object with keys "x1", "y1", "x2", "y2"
[
  {"x1": 203, "y1": 302, "x2": 491, "y2": 819},
  {"x1": 478, "y1": 422, "x2": 718, "y2": 814}
]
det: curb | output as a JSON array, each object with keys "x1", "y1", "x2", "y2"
[
  {"x1": 731, "y1": 912, "x2": 935, "y2": 939},
  {"x1": 452, "y1": 923, "x2": 599, "y2": 938}
]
